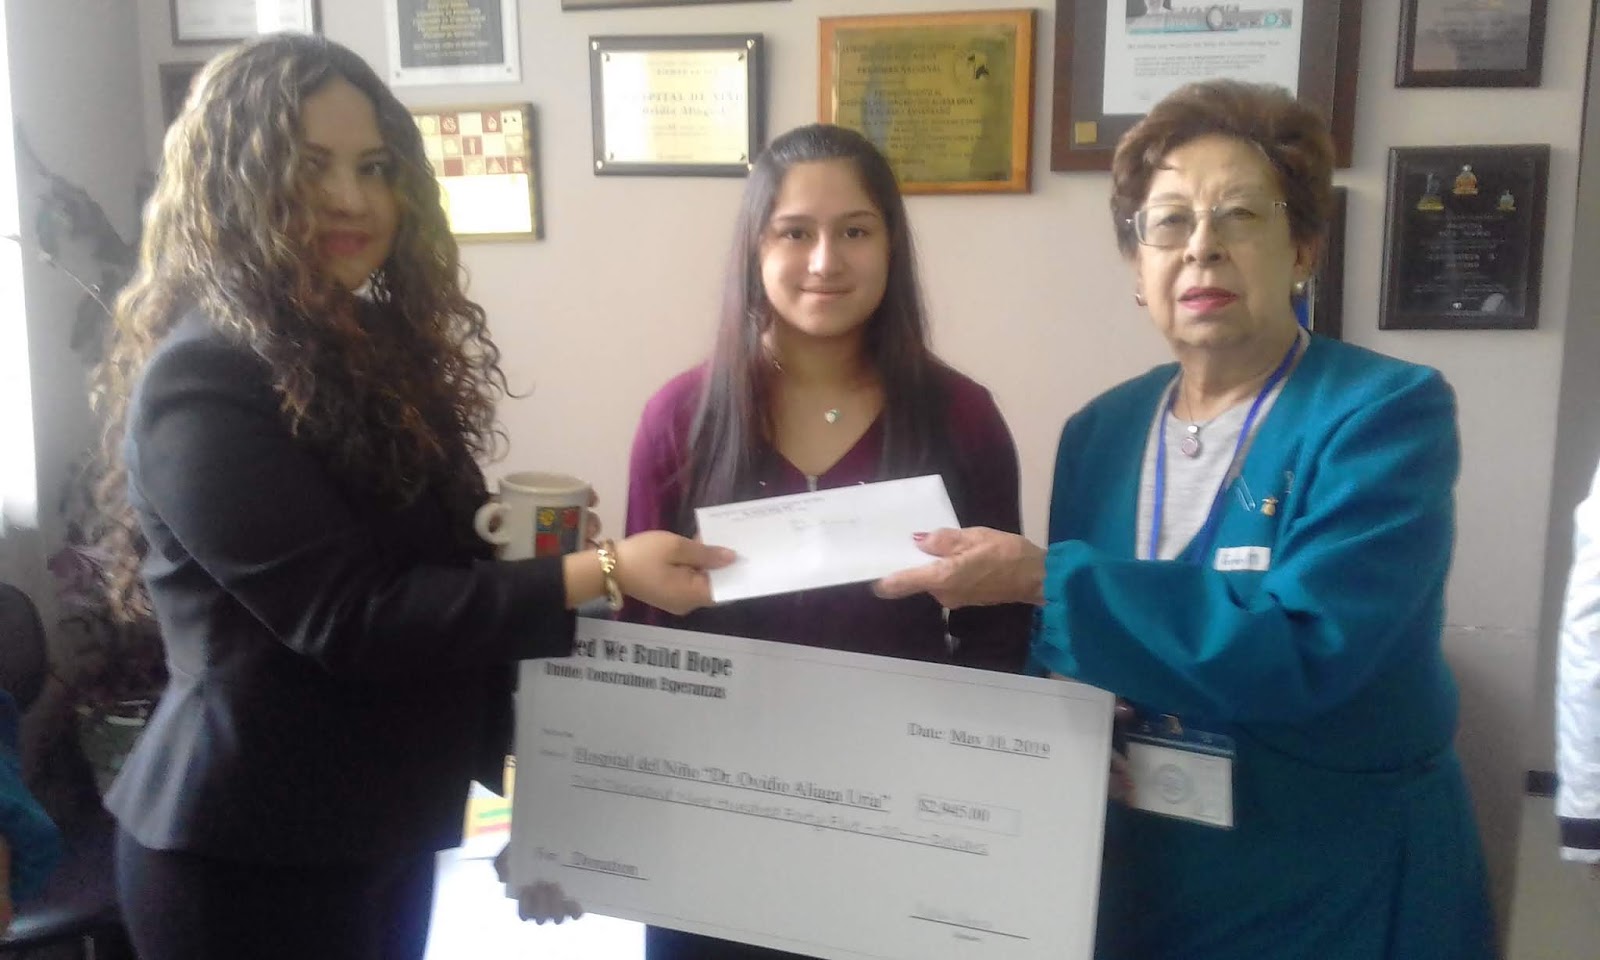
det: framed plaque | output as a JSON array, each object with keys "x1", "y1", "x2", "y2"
[
  {"x1": 1379, "y1": 145, "x2": 1548, "y2": 331},
  {"x1": 564, "y1": 0, "x2": 784, "y2": 7},
  {"x1": 159, "y1": 62, "x2": 206, "y2": 129},
  {"x1": 171, "y1": 0, "x2": 319, "y2": 45},
  {"x1": 1050, "y1": 0, "x2": 1362, "y2": 171},
  {"x1": 385, "y1": 0, "x2": 520, "y2": 86},
  {"x1": 413, "y1": 103, "x2": 541, "y2": 241},
  {"x1": 1302, "y1": 186, "x2": 1347, "y2": 340},
  {"x1": 1397, "y1": 0, "x2": 1547, "y2": 88},
  {"x1": 589, "y1": 34, "x2": 765, "y2": 178},
  {"x1": 819, "y1": 10, "x2": 1034, "y2": 195}
]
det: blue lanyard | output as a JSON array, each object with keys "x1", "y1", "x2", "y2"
[{"x1": 1148, "y1": 338, "x2": 1301, "y2": 562}]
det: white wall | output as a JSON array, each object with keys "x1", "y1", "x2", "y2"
[
  {"x1": 3, "y1": 0, "x2": 146, "y2": 632},
  {"x1": 126, "y1": 0, "x2": 1594, "y2": 938},
  {"x1": 1535, "y1": 0, "x2": 1600, "y2": 784},
  {"x1": 1345, "y1": 0, "x2": 1594, "y2": 926}
]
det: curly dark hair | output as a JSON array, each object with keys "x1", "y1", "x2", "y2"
[
  {"x1": 1109, "y1": 79, "x2": 1335, "y2": 257},
  {"x1": 92, "y1": 33, "x2": 507, "y2": 620}
]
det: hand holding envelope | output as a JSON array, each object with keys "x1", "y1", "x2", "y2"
[
  {"x1": 615, "y1": 532, "x2": 736, "y2": 616},
  {"x1": 873, "y1": 526, "x2": 1048, "y2": 608},
  {"x1": 692, "y1": 474, "x2": 1049, "y2": 608},
  {"x1": 695, "y1": 475, "x2": 960, "y2": 603}
]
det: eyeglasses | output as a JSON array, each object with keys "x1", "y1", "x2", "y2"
[{"x1": 1127, "y1": 199, "x2": 1288, "y2": 248}]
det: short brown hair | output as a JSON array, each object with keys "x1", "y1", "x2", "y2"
[{"x1": 1109, "y1": 80, "x2": 1334, "y2": 257}]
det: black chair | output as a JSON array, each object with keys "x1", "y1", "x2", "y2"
[{"x1": 0, "y1": 582, "x2": 131, "y2": 960}]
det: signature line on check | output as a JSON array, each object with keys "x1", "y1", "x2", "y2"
[
  {"x1": 572, "y1": 783, "x2": 988, "y2": 855},
  {"x1": 908, "y1": 914, "x2": 1030, "y2": 940}
]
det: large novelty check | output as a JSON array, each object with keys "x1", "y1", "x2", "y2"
[{"x1": 508, "y1": 618, "x2": 1113, "y2": 960}]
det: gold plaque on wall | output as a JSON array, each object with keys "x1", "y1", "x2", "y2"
[{"x1": 820, "y1": 10, "x2": 1035, "y2": 195}]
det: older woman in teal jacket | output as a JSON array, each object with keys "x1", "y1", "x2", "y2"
[{"x1": 877, "y1": 79, "x2": 1494, "y2": 959}]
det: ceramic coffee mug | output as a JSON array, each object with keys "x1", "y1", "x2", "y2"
[{"x1": 473, "y1": 471, "x2": 590, "y2": 561}]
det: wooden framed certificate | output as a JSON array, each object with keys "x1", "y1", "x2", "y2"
[
  {"x1": 1050, "y1": 1, "x2": 1361, "y2": 171},
  {"x1": 819, "y1": 10, "x2": 1035, "y2": 195}
]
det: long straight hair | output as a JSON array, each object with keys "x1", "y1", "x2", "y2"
[{"x1": 680, "y1": 124, "x2": 948, "y2": 527}]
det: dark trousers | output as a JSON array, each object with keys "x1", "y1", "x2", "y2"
[
  {"x1": 646, "y1": 925, "x2": 816, "y2": 960},
  {"x1": 115, "y1": 828, "x2": 437, "y2": 960}
]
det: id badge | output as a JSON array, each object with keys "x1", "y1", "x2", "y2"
[{"x1": 1124, "y1": 716, "x2": 1235, "y2": 829}]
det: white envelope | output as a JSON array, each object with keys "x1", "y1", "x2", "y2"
[{"x1": 695, "y1": 475, "x2": 959, "y2": 603}]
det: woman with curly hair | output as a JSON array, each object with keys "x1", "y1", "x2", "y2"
[{"x1": 93, "y1": 33, "x2": 729, "y2": 959}]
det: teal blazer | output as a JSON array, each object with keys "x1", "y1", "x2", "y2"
[
  {"x1": 1033, "y1": 336, "x2": 1495, "y2": 959},
  {"x1": 0, "y1": 689, "x2": 60, "y2": 901}
]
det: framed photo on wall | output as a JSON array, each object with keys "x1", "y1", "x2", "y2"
[
  {"x1": 1396, "y1": 0, "x2": 1547, "y2": 88},
  {"x1": 385, "y1": 0, "x2": 520, "y2": 86},
  {"x1": 819, "y1": 10, "x2": 1035, "y2": 195},
  {"x1": 171, "y1": 0, "x2": 319, "y2": 45},
  {"x1": 589, "y1": 34, "x2": 765, "y2": 177},
  {"x1": 1050, "y1": 0, "x2": 1362, "y2": 171},
  {"x1": 1379, "y1": 144, "x2": 1549, "y2": 330},
  {"x1": 1302, "y1": 186, "x2": 1347, "y2": 340},
  {"x1": 412, "y1": 103, "x2": 542, "y2": 241}
]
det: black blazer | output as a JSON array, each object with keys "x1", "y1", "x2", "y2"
[{"x1": 106, "y1": 312, "x2": 574, "y2": 863}]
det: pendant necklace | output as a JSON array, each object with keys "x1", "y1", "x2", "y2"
[
  {"x1": 1171, "y1": 336, "x2": 1303, "y2": 459},
  {"x1": 766, "y1": 350, "x2": 845, "y2": 425},
  {"x1": 1149, "y1": 335, "x2": 1303, "y2": 561},
  {"x1": 1177, "y1": 415, "x2": 1219, "y2": 458}
]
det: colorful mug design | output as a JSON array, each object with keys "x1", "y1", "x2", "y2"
[{"x1": 473, "y1": 471, "x2": 590, "y2": 561}]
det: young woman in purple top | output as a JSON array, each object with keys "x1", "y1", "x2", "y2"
[{"x1": 624, "y1": 123, "x2": 1032, "y2": 960}]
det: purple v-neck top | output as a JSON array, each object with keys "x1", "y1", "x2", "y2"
[{"x1": 623, "y1": 363, "x2": 1031, "y2": 673}]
